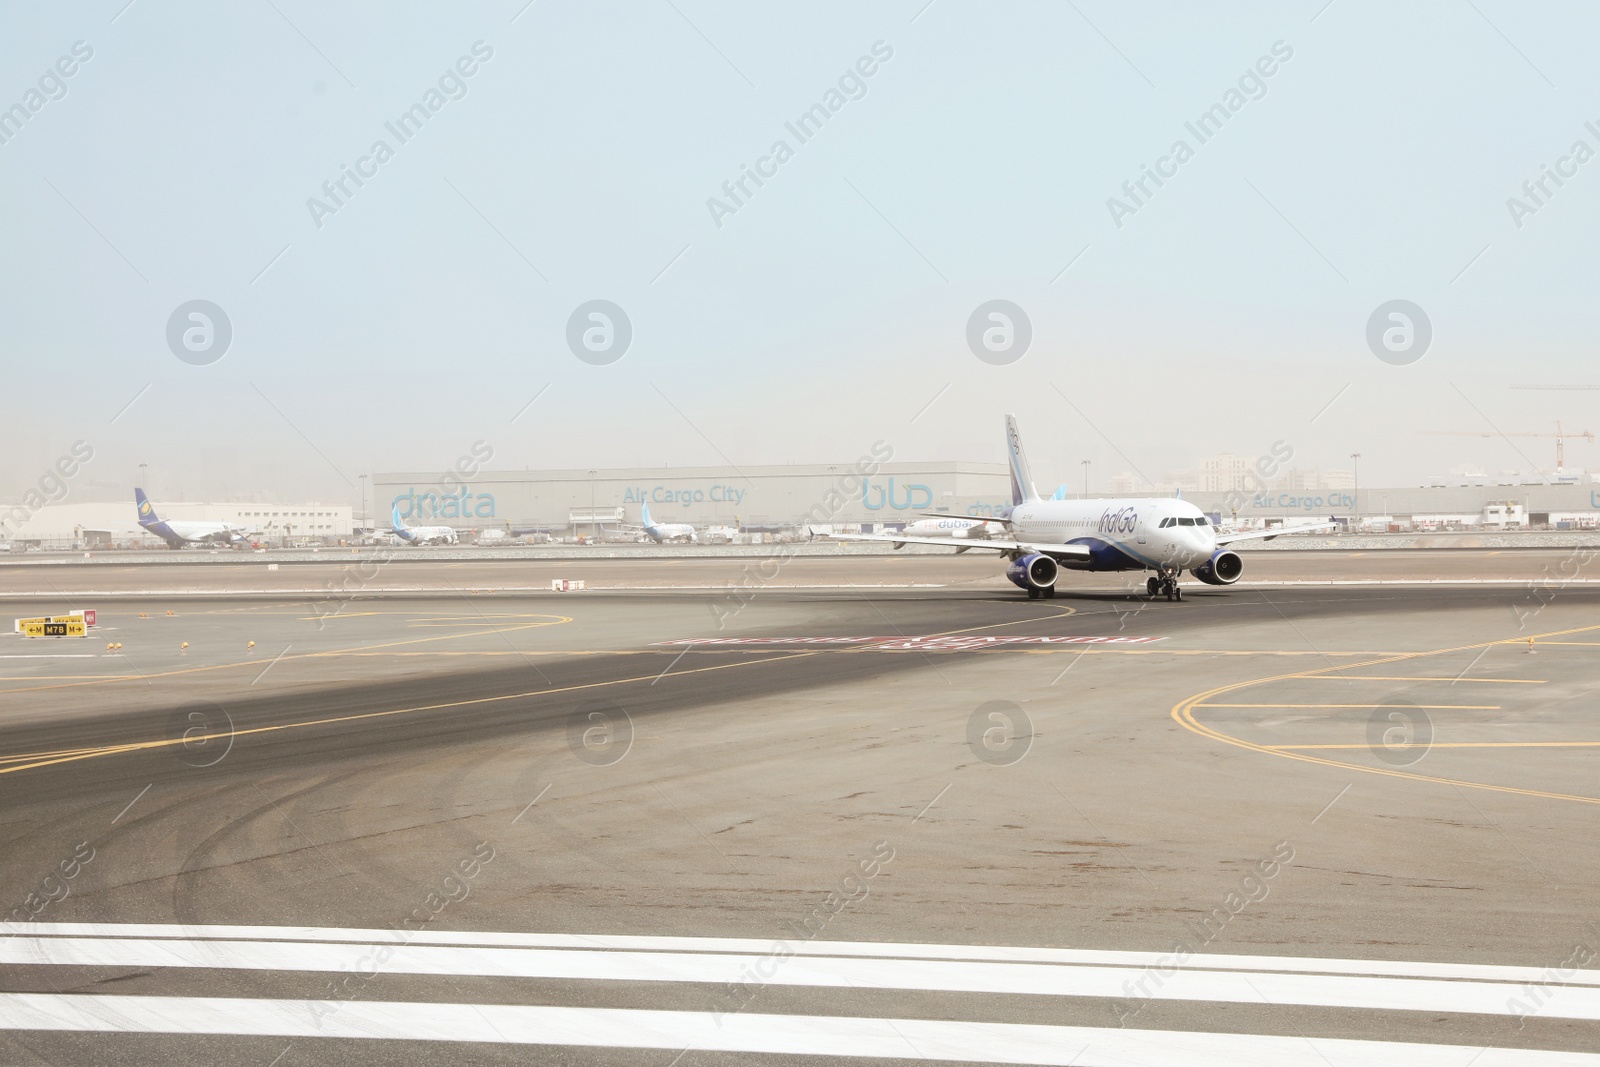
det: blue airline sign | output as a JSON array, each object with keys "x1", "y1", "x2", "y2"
[
  {"x1": 392, "y1": 489, "x2": 496, "y2": 519},
  {"x1": 862, "y1": 478, "x2": 932, "y2": 511}
]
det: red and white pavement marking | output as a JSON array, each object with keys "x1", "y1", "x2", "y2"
[{"x1": 654, "y1": 635, "x2": 1163, "y2": 650}]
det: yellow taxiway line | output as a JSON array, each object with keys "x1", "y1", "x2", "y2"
[{"x1": 1171, "y1": 621, "x2": 1600, "y2": 806}]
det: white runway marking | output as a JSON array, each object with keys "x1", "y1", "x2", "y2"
[
  {"x1": 1, "y1": 994, "x2": 1595, "y2": 1065},
  {"x1": 3, "y1": 929, "x2": 1599, "y2": 1021},
  {"x1": 12, "y1": 923, "x2": 1600, "y2": 988},
  {"x1": 6, "y1": 926, "x2": 1596, "y2": 1060}
]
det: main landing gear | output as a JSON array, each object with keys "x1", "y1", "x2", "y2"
[
  {"x1": 1146, "y1": 571, "x2": 1182, "y2": 601},
  {"x1": 1027, "y1": 585, "x2": 1057, "y2": 600}
]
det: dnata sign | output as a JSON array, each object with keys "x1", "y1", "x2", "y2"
[{"x1": 392, "y1": 489, "x2": 496, "y2": 519}]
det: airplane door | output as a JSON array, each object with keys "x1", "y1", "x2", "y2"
[{"x1": 1136, "y1": 506, "x2": 1156, "y2": 544}]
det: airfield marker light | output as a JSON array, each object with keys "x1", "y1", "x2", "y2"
[
  {"x1": 248, "y1": 640, "x2": 256, "y2": 649},
  {"x1": 1526, "y1": 637, "x2": 1536, "y2": 654},
  {"x1": 180, "y1": 642, "x2": 189, "y2": 650}
]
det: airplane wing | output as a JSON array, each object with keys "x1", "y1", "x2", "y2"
[
  {"x1": 830, "y1": 532, "x2": 1092, "y2": 560},
  {"x1": 1215, "y1": 521, "x2": 1339, "y2": 546}
]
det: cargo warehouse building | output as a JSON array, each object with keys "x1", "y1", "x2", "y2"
[
  {"x1": 372, "y1": 465, "x2": 1600, "y2": 533},
  {"x1": 373, "y1": 463, "x2": 1017, "y2": 531}
]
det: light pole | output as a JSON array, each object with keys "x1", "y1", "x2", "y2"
[
  {"x1": 358, "y1": 474, "x2": 367, "y2": 532},
  {"x1": 588, "y1": 470, "x2": 597, "y2": 542},
  {"x1": 1350, "y1": 453, "x2": 1361, "y2": 532},
  {"x1": 138, "y1": 463, "x2": 148, "y2": 491},
  {"x1": 1081, "y1": 459, "x2": 1090, "y2": 498}
]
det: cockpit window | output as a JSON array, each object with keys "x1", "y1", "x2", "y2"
[
  {"x1": 1159, "y1": 518, "x2": 1172, "y2": 528},
  {"x1": 1178, "y1": 517, "x2": 1194, "y2": 526},
  {"x1": 1195, "y1": 516, "x2": 1209, "y2": 525}
]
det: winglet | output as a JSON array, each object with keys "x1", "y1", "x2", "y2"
[{"x1": 1003, "y1": 414, "x2": 1041, "y2": 506}]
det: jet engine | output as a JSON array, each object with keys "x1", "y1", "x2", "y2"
[
  {"x1": 1191, "y1": 549, "x2": 1244, "y2": 585},
  {"x1": 1006, "y1": 552, "x2": 1058, "y2": 592}
]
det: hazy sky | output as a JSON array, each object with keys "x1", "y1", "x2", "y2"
[{"x1": 3, "y1": 0, "x2": 1598, "y2": 506}]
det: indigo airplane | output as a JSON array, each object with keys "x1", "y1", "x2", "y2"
[
  {"x1": 843, "y1": 415, "x2": 1333, "y2": 600},
  {"x1": 135, "y1": 489, "x2": 254, "y2": 548},
  {"x1": 391, "y1": 504, "x2": 459, "y2": 546}
]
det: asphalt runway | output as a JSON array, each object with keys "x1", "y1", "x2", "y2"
[{"x1": 2, "y1": 560, "x2": 1599, "y2": 1064}]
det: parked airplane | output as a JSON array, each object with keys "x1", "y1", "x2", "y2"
[
  {"x1": 135, "y1": 489, "x2": 253, "y2": 549},
  {"x1": 839, "y1": 415, "x2": 1334, "y2": 600},
  {"x1": 898, "y1": 516, "x2": 1005, "y2": 541},
  {"x1": 639, "y1": 502, "x2": 698, "y2": 544},
  {"x1": 391, "y1": 504, "x2": 459, "y2": 546}
]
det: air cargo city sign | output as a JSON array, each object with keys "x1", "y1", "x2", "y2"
[
  {"x1": 622, "y1": 485, "x2": 746, "y2": 507},
  {"x1": 1251, "y1": 492, "x2": 1356, "y2": 511}
]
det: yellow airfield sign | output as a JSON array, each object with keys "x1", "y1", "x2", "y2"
[{"x1": 15, "y1": 614, "x2": 87, "y2": 638}]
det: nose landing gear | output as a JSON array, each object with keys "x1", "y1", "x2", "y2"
[{"x1": 1146, "y1": 571, "x2": 1182, "y2": 601}]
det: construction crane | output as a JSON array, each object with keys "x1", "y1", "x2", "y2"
[{"x1": 1420, "y1": 420, "x2": 1595, "y2": 471}]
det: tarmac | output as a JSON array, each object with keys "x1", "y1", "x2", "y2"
[{"x1": 1, "y1": 554, "x2": 1598, "y2": 1064}]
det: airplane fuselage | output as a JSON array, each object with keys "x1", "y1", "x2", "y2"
[
  {"x1": 645, "y1": 524, "x2": 697, "y2": 544},
  {"x1": 901, "y1": 517, "x2": 1001, "y2": 539},
  {"x1": 1008, "y1": 497, "x2": 1217, "y2": 572},
  {"x1": 397, "y1": 525, "x2": 458, "y2": 546}
]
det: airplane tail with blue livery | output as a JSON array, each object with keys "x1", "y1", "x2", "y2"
[
  {"x1": 1004, "y1": 413, "x2": 1040, "y2": 507},
  {"x1": 134, "y1": 488, "x2": 178, "y2": 545},
  {"x1": 832, "y1": 415, "x2": 1337, "y2": 601}
]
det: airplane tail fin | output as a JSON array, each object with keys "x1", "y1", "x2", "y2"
[
  {"x1": 134, "y1": 488, "x2": 159, "y2": 526},
  {"x1": 641, "y1": 502, "x2": 653, "y2": 527},
  {"x1": 1003, "y1": 414, "x2": 1041, "y2": 506},
  {"x1": 391, "y1": 503, "x2": 410, "y2": 532}
]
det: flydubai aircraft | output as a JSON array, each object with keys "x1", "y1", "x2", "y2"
[
  {"x1": 639, "y1": 502, "x2": 698, "y2": 544},
  {"x1": 134, "y1": 489, "x2": 255, "y2": 548},
  {"x1": 391, "y1": 504, "x2": 459, "y2": 546},
  {"x1": 898, "y1": 516, "x2": 1005, "y2": 540},
  {"x1": 841, "y1": 415, "x2": 1334, "y2": 601}
]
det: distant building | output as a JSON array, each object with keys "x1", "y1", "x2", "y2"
[
  {"x1": 1, "y1": 502, "x2": 352, "y2": 547},
  {"x1": 1283, "y1": 468, "x2": 1319, "y2": 492},
  {"x1": 1322, "y1": 469, "x2": 1354, "y2": 491},
  {"x1": 1198, "y1": 455, "x2": 1252, "y2": 493},
  {"x1": 1106, "y1": 471, "x2": 1141, "y2": 494}
]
